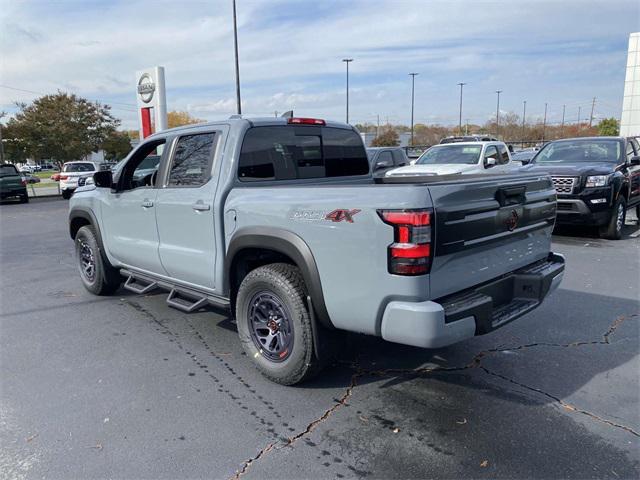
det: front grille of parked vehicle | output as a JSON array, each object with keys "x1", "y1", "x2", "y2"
[
  {"x1": 556, "y1": 202, "x2": 575, "y2": 211},
  {"x1": 551, "y1": 176, "x2": 577, "y2": 194}
]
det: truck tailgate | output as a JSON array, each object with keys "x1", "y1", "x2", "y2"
[{"x1": 425, "y1": 173, "x2": 557, "y2": 298}]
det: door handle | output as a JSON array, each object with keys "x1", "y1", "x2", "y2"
[
  {"x1": 141, "y1": 199, "x2": 154, "y2": 208},
  {"x1": 192, "y1": 201, "x2": 210, "y2": 212}
]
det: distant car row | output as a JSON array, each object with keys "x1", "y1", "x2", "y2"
[{"x1": 373, "y1": 136, "x2": 640, "y2": 240}]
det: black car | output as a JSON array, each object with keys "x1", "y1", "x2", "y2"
[
  {"x1": 366, "y1": 147, "x2": 409, "y2": 174},
  {"x1": 527, "y1": 136, "x2": 640, "y2": 239}
]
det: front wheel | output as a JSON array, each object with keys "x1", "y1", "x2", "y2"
[
  {"x1": 75, "y1": 225, "x2": 121, "y2": 295},
  {"x1": 599, "y1": 197, "x2": 626, "y2": 240},
  {"x1": 236, "y1": 263, "x2": 324, "y2": 385}
]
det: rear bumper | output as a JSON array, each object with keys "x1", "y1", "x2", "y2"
[
  {"x1": 1, "y1": 187, "x2": 27, "y2": 199},
  {"x1": 381, "y1": 253, "x2": 565, "y2": 349}
]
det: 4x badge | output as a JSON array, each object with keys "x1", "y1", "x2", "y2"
[{"x1": 324, "y1": 209, "x2": 361, "y2": 223}]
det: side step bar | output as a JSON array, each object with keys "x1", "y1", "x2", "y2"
[
  {"x1": 120, "y1": 269, "x2": 230, "y2": 312},
  {"x1": 167, "y1": 288, "x2": 209, "y2": 313}
]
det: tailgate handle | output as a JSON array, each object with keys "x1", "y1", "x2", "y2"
[{"x1": 496, "y1": 185, "x2": 526, "y2": 207}]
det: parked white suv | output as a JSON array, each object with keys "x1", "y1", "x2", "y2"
[
  {"x1": 60, "y1": 161, "x2": 101, "y2": 199},
  {"x1": 386, "y1": 141, "x2": 519, "y2": 177}
]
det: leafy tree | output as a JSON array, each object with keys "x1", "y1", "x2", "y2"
[
  {"x1": 371, "y1": 128, "x2": 399, "y2": 147},
  {"x1": 167, "y1": 110, "x2": 205, "y2": 129},
  {"x1": 102, "y1": 130, "x2": 133, "y2": 161},
  {"x1": 6, "y1": 92, "x2": 120, "y2": 163},
  {"x1": 597, "y1": 117, "x2": 619, "y2": 136}
]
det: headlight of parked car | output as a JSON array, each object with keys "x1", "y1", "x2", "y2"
[{"x1": 585, "y1": 175, "x2": 610, "y2": 188}]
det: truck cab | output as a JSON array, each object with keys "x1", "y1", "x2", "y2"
[{"x1": 384, "y1": 141, "x2": 517, "y2": 177}]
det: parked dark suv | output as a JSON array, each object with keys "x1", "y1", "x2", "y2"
[{"x1": 528, "y1": 136, "x2": 640, "y2": 239}]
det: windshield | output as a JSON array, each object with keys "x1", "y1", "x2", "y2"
[
  {"x1": 534, "y1": 140, "x2": 621, "y2": 164},
  {"x1": 63, "y1": 162, "x2": 95, "y2": 172},
  {"x1": 417, "y1": 145, "x2": 482, "y2": 165},
  {"x1": 0, "y1": 165, "x2": 19, "y2": 176}
]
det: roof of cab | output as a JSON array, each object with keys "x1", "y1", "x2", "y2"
[{"x1": 146, "y1": 116, "x2": 354, "y2": 139}]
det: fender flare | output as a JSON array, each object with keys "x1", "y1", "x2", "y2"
[
  {"x1": 226, "y1": 227, "x2": 333, "y2": 328},
  {"x1": 68, "y1": 207, "x2": 105, "y2": 252}
]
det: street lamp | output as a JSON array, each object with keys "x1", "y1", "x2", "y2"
[
  {"x1": 232, "y1": 0, "x2": 242, "y2": 115},
  {"x1": 495, "y1": 90, "x2": 502, "y2": 138},
  {"x1": 521, "y1": 100, "x2": 527, "y2": 142},
  {"x1": 457, "y1": 82, "x2": 466, "y2": 134},
  {"x1": 409, "y1": 73, "x2": 419, "y2": 146},
  {"x1": 542, "y1": 102, "x2": 548, "y2": 142},
  {"x1": 342, "y1": 59, "x2": 353, "y2": 124}
]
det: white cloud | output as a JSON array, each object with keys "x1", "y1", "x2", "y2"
[{"x1": 1, "y1": 0, "x2": 638, "y2": 130}]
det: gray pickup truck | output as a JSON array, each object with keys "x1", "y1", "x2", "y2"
[{"x1": 68, "y1": 116, "x2": 564, "y2": 385}]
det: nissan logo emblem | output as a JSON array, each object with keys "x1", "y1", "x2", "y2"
[{"x1": 137, "y1": 73, "x2": 155, "y2": 103}]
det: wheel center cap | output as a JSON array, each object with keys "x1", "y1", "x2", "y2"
[{"x1": 267, "y1": 318, "x2": 279, "y2": 333}]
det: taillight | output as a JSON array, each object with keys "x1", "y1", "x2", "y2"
[
  {"x1": 59, "y1": 175, "x2": 68, "y2": 180},
  {"x1": 287, "y1": 117, "x2": 326, "y2": 126},
  {"x1": 378, "y1": 209, "x2": 432, "y2": 276},
  {"x1": 21, "y1": 178, "x2": 27, "y2": 186}
]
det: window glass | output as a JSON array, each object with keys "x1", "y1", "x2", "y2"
[
  {"x1": 498, "y1": 145, "x2": 510, "y2": 164},
  {"x1": 63, "y1": 162, "x2": 95, "y2": 172},
  {"x1": 534, "y1": 139, "x2": 621, "y2": 163},
  {"x1": 238, "y1": 126, "x2": 369, "y2": 181},
  {"x1": 484, "y1": 146, "x2": 499, "y2": 161},
  {"x1": 378, "y1": 151, "x2": 393, "y2": 164},
  {"x1": 417, "y1": 145, "x2": 482, "y2": 165},
  {"x1": 626, "y1": 141, "x2": 635, "y2": 160},
  {"x1": 117, "y1": 139, "x2": 166, "y2": 190},
  {"x1": 0, "y1": 165, "x2": 19, "y2": 176},
  {"x1": 168, "y1": 133, "x2": 215, "y2": 187},
  {"x1": 392, "y1": 149, "x2": 407, "y2": 166}
]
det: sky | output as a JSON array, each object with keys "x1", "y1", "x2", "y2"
[{"x1": 1, "y1": 0, "x2": 639, "y2": 130}]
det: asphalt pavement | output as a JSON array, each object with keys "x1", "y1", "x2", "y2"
[{"x1": 1, "y1": 198, "x2": 638, "y2": 479}]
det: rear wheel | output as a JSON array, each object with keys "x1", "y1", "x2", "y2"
[
  {"x1": 236, "y1": 263, "x2": 324, "y2": 385},
  {"x1": 62, "y1": 190, "x2": 72, "y2": 200},
  {"x1": 75, "y1": 225, "x2": 121, "y2": 295},
  {"x1": 599, "y1": 197, "x2": 626, "y2": 240},
  {"x1": 20, "y1": 193, "x2": 29, "y2": 203}
]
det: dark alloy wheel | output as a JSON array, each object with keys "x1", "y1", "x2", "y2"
[
  {"x1": 248, "y1": 291, "x2": 294, "y2": 362},
  {"x1": 78, "y1": 237, "x2": 96, "y2": 283}
]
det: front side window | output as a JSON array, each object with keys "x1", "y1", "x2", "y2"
[
  {"x1": 117, "y1": 140, "x2": 165, "y2": 190},
  {"x1": 168, "y1": 133, "x2": 216, "y2": 187},
  {"x1": 238, "y1": 126, "x2": 369, "y2": 181},
  {"x1": 626, "y1": 141, "x2": 636, "y2": 161}
]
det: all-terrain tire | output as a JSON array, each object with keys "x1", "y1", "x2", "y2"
[
  {"x1": 599, "y1": 196, "x2": 626, "y2": 240},
  {"x1": 236, "y1": 263, "x2": 325, "y2": 385},
  {"x1": 75, "y1": 225, "x2": 121, "y2": 295}
]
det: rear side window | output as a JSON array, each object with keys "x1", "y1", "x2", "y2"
[
  {"x1": 0, "y1": 165, "x2": 18, "y2": 175},
  {"x1": 392, "y1": 149, "x2": 407, "y2": 166},
  {"x1": 238, "y1": 126, "x2": 369, "y2": 181},
  {"x1": 498, "y1": 145, "x2": 510, "y2": 164},
  {"x1": 168, "y1": 133, "x2": 216, "y2": 187}
]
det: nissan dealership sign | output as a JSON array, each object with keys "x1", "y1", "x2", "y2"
[{"x1": 135, "y1": 66, "x2": 167, "y2": 139}]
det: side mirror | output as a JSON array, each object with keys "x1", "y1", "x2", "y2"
[
  {"x1": 485, "y1": 157, "x2": 497, "y2": 168},
  {"x1": 93, "y1": 170, "x2": 113, "y2": 189},
  {"x1": 374, "y1": 159, "x2": 394, "y2": 171},
  {"x1": 630, "y1": 155, "x2": 640, "y2": 166}
]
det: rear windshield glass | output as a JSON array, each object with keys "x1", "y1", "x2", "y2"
[
  {"x1": 417, "y1": 145, "x2": 482, "y2": 165},
  {"x1": 63, "y1": 162, "x2": 95, "y2": 172},
  {"x1": 238, "y1": 126, "x2": 369, "y2": 181},
  {"x1": 534, "y1": 140, "x2": 621, "y2": 163},
  {"x1": 0, "y1": 165, "x2": 19, "y2": 176}
]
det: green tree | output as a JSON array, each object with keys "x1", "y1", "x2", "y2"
[
  {"x1": 102, "y1": 130, "x2": 133, "y2": 161},
  {"x1": 6, "y1": 92, "x2": 120, "y2": 163},
  {"x1": 371, "y1": 128, "x2": 399, "y2": 147},
  {"x1": 597, "y1": 117, "x2": 619, "y2": 136}
]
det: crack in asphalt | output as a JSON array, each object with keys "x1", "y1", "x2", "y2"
[{"x1": 230, "y1": 370, "x2": 360, "y2": 479}]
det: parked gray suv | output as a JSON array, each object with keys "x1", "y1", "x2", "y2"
[{"x1": 69, "y1": 116, "x2": 564, "y2": 384}]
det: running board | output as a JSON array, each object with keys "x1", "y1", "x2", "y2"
[
  {"x1": 166, "y1": 288, "x2": 209, "y2": 313},
  {"x1": 123, "y1": 275, "x2": 158, "y2": 294},
  {"x1": 119, "y1": 269, "x2": 230, "y2": 312}
]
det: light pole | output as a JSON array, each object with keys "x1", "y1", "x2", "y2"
[
  {"x1": 577, "y1": 106, "x2": 581, "y2": 131},
  {"x1": 457, "y1": 82, "x2": 466, "y2": 135},
  {"x1": 342, "y1": 58, "x2": 353, "y2": 124},
  {"x1": 409, "y1": 73, "x2": 418, "y2": 145},
  {"x1": 232, "y1": 0, "x2": 242, "y2": 114},
  {"x1": 561, "y1": 104, "x2": 566, "y2": 138},
  {"x1": 495, "y1": 90, "x2": 502, "y2": 138},
  {"x1": 542, "y1": 102, "x2": 548, "y2": 142},
  {"x1": 521, "y1": 100, "x2": 527, "y2": 143}
]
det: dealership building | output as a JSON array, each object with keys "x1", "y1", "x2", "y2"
[{"x1": 621, "y1": 32, "x2": 640, "y2": 136}]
